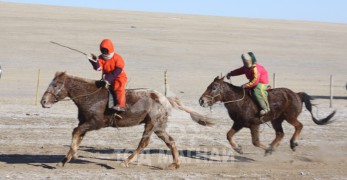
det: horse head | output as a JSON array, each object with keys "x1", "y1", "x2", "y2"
[
  {"x1": 199, "y1": 76, "x2": 226, "y2": 107},
  {"x1": 41, "y1": 71, "x2": 69, "y2": 108}
]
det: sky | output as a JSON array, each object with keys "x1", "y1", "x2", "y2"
[{"x1": 2, "y1": 0, "x2": 347, "y2": 24}]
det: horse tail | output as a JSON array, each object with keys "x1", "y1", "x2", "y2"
[
  {"x1": 167, "y1": 97, "x2": 215, "y2": 126},
  {"x1": 297, "y1": 92, "x2": 336, "y2": 125}
]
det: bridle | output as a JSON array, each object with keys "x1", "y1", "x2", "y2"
[
  {"x1": 45, "y1": 77, "x2": 67, "y2": 103},
  {"x1": 45, "y1": 77, "x2": 103, "y2": 102},
  {"x1": 205, "y1": 82, "x2": 245, "y2": 105}
]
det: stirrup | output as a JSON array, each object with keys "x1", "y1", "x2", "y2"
[
  {"x1": 111, "y1": 106, "x2": 126, "y2": 112},
  {"x1": 113, "y1": 113, "x2": 122, "y2": 119}
]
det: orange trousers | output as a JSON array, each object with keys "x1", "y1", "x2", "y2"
[{"x1": 112, "y1": 77, "x2": 127, "y2": 108}]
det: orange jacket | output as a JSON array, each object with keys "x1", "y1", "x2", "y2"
[
  {"x1": 97, "y1": 39, "x2": 127, "y2": 80},
  {"x1": 98, "y1": 53, "x2": 127, "y2": 79}
]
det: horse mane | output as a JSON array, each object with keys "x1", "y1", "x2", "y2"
[
  {"x1": 223, "y1": 81, "x2": 245, "y2": 92},
  {"x1": 55, "y1": 71, "x2": 95, "y2": 84}
]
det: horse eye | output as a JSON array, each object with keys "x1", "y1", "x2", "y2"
[
  {"x1": 212, "y1": 85, "x2": 217, "y2": 91},
  {"x1": 52, "y1": 83, "x2": 57, "y2": 88}
]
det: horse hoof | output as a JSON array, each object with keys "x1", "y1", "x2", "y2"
[
  {"x1": 235, "y1": 145, "x2": 243, "y2": 154},
  {"x1": 121, "y1": 161, "x2": 129, "y2": 168},
  {"x1": 58, "y1": 157, "x2": 69, "y2": 167},
  {"x1": 56, "y1": 162, "x2": 64, "y2": 167},
  {"x1": 265, "y1": 148, "x2": 273, "y2": 156},
  {"x1": 290, "y1": 142, "x2": 298, "y2": 151},
  {"x1": 168, "y1": 163, "x2": 180, "y2": 170}
]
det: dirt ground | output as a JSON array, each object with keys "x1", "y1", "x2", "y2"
[{"x1": 1, "y1": 2, "x2": 347, "y2": 179}]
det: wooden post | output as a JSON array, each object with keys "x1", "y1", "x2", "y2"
[
  {"x1": 273, "y1": 73, "x2": 276, "y2": 88},
  {"x1": 164, "y1": 70, "x2": 168, "y2": 96},
  {"x1": 330, "y1": 75, "x2": 333, "y2": 108},
  {"x1": 35, "y1": 69, "x2": 41, "y2": 106}
]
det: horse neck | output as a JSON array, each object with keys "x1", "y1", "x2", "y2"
[
  {"x1": 221, "y1": 83, "x2": 245, "y2": 103},
  {"x1": 64, "y1": 76, "x2": 97, "y2": 102}
]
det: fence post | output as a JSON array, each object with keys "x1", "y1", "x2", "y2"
[
  {"x1": 164, "y1": 70, "x2": 168, "y2": 96},
  {"x1": 330, "y1": 75, "x2": 333, "y2": 108},
  {"x1": 36, "y1": 69, "x2": 41, "y2": 106},
  {"x1": 273, "y1": 73, "x2": 276, "y2": 88}
]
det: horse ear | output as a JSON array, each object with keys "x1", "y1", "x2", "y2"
[
  {"x1": 54, "y1": 71, "x2": 67, "y2": 78},
  {"x1": 214, "y1": 76, "x2": 225, "y2": 81},
  {"x1": 214, "y1": 76, "x2": 220, "y2": 81},
  {"x1": 55, "y1": 71, "x2": 62, "y2": 77}
]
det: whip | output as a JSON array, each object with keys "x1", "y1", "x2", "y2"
[{"x1": 50, "y1": 41, "x2": 87, "y2": 56}]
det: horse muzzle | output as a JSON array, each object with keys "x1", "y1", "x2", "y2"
[
  {"x1": 199, "y1": 97, "x2": 211, "y2": 108},
  {"x1": 40, "y1": 99, "x2": 53, "y2": 108},
  {"x1": 40, "y1": 95, "x2": 58, "y2": 108}
]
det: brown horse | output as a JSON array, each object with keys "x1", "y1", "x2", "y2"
[
  {"x1": 199, "y1": 76, "x2": 336, "y2": 155},
  {"x1": 40, "y1": 72, "x2": 215, "y2": 169}
]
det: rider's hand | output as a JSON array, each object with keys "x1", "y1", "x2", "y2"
[
  {"x1": 226, "y1": 72, "x2": 232, "y2": 80},
  {"x1": 101, "y1": 76, "x2": 111, "y2": 89},
  {"x1": 87, "y1": 53, "x2": 97, "y2": 62},
  {"x1": 103, "y1": 74, "x2": 115, "y2": 85},
  {"x1": 104, "y1": 80, "x2": 110, "y2": 89}
]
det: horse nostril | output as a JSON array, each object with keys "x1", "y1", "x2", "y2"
[{"x1": 199, "y1": 98, "x2": 204, "y2": 106}]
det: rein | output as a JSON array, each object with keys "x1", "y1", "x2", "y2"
[
  {"x1": 61, "y1": 87, "x2": 103, "y2": 102},
  {"x1": 205, "y1": 83, "x2": 245, "y2": 104},
  {"x1": 223, "y1": 88, "x2": 245, "y2": 104}
]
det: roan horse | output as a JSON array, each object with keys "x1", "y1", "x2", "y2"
[
  {"x1": 40, "y1": 72, "x2": 215, "y2": 169},
  {"x1": 199, "y1": 76, "x2": 336, "y2": 155}
]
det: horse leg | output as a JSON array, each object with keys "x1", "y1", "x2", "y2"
[
  {"x1": 59, "y1": 124, "x2": 90, "y2": 167},
  {"x1": 227, "y1": 124, "x2": 243, "y2": 154},
  {"x1": 122, "y1": 122, "x2": 154, "y2": 168},
  {"x1": 286, "y1": 118, "x2": 303, "y2": 151},
  {"x1": 266, "y1": 118, "x2": 285, "y2": 155},
  {"x1": 73, "y1": 132, "x2": 87, "y2": 159},
  {"x1": 154, "y1": 129, "x2": 180, "y2": 169},
  {"x1": 250, "y1": 125, "x2": 268, "y2": 152}
]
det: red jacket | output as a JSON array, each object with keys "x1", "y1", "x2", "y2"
[{"x1": 230, "y1": 64, "x2": 268, "y2": 88}]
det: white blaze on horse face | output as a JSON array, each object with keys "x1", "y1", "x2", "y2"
[{"x1": 41, "y1": 80, "x2": 66, "y2": 108}]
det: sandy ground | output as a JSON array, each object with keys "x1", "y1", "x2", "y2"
[{"x1": 1, "y1": 2, "x2": 347, "y2": 179}]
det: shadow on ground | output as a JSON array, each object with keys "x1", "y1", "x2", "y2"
[
  {"x1": 80, "y1": 146, "x2": 254, "y2": 163},
  {"x1": 0, "y1": 146, "x2": 254, "y2": 170}
]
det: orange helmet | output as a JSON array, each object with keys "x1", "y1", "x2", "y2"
[{"x1": 100, "y1": 39, "x2": 115, "y2": 55}]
